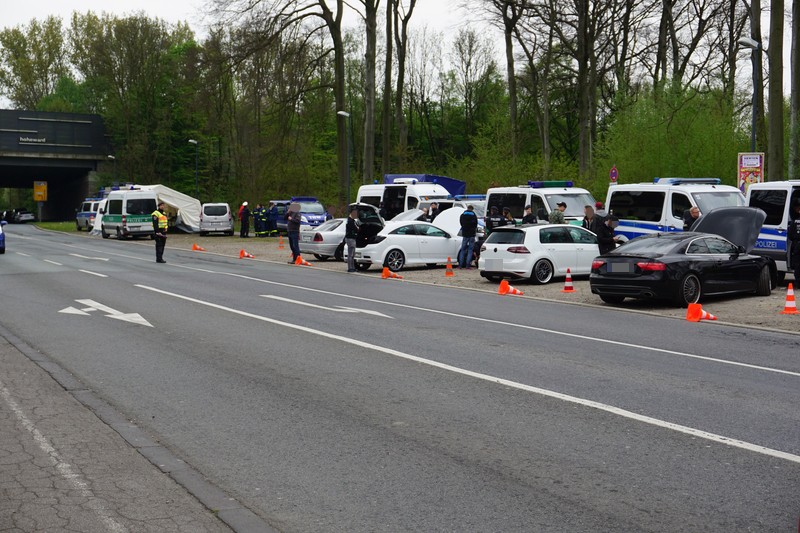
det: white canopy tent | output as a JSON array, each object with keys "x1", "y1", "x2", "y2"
[{"x1": 90, "y1": 184, "x2": 201, "y2": 234}]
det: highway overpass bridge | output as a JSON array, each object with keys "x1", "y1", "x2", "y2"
[{"x1": 0, "y1": 109, "x2": 110, "y2": 220}]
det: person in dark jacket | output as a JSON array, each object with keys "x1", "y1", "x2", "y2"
[
  {"x1": 596, "y1": 214, "x2": 622, "y2": 255},
  {"x1": 485, "y1": 205, "x2": 506, "y2": 234},
  {"x1": 345, "y1": 207, "x2": 360, "y2": 272},
  {"x1": 521, "y1": 204, "x2": 538, "y2": 225},
  {"x1": 286, "y1": 205, "x2": 302, "y2": 262},
  {"x1": 582, "y1": 205, "x2": 603, "y2": 235},
  {"x1": 788, "y1": 201, "x2": 800, "y2": 283},
  {"x1": 457, "y1": 205, "x2": 479, "y2": 269},
  {"x1": 267, "y1": 202, "x2": 278, "y2": 236},
  {"x1": 239, "y1": 202, "x2": 251, "y2": 238},
  {"x1": 429, "y1": 202, "x2": 440, "y2": 221},
  {"x1": 682, "y1": 206, "x2": 702, "y2": 231}
]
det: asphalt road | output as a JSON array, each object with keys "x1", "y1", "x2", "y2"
[{"x1": 2, "y1": 225, "x2": 799, "y2": 532}]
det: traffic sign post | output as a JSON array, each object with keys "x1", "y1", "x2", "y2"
[{"x1": 609, "y1": 165, "x2": 618, "y2": 183}]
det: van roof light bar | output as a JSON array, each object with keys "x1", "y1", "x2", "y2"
[{"x1": 652, "y1": 177, "x2": 721, "y2": 185}]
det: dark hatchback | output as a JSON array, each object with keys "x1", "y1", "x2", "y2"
[{"x1": 590, "y1": 207, "x2": 776, "y2": 307}]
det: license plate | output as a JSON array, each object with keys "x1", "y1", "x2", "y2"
[
  {"x1": 485, "y1": 258, "x2": 503, "y2": 270},
  {"x1": 301, "y1": 235, "x2": 312, "y2": 242},
  {"x1": 608, "y1": 262, "x2": 632, "y2": 273}
]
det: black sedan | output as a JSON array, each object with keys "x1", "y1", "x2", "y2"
[{"x1": 590, "y1": 207, "x2": 776, "y2": 307}]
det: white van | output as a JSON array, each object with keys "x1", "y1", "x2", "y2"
[
  {"x1": 100, "y1": 189, "x2": 159, "y2": 239},
  {"x1": 199, "y1": 203, "x2": 234, "y2": 235},
  {"x1": 606, "y1": 178, "x2": 744, "y2": 242},
  {"x1": 356, "y1": 179, "x2": 452, "y2": 220},
  {"x1": 746, "y1": 180, "x2": 800, "y2": 277},
  {"x1": 485, "y1": 181, "x2": 595, "y2": 224}
]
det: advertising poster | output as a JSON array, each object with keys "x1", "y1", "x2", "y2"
[{"x1": 737, "y1": 152, "x2": 764, "y2": 194}]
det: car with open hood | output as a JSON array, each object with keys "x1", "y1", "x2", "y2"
[{"x1": 589, "y1": 206, "x2": 776, "y2": 307}]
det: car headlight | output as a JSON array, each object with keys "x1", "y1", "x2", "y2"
[{"x1": 300, "y1": 216, "x2": 309, "y2": 223}]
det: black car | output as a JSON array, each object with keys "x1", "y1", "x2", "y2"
[{"x1": 590, "y1": 207, "x2": 776, "y2": 307}]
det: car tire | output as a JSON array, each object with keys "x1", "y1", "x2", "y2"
[
  {"x1": 314, "y1": 254, "x2": 328, "y2": 261},
  {"x1": 355, "y1": 262, "x2": 371, "y2": 271},
  {"x1": 334, "y1": 243, "x2": 344, "y2": 262},
  {"x1": 76, "y1": 222, "x2": 82, "y2": 231},
  {"x1": 385, "y1": 249, "x2": 406, "y2": 272},
  {"x1": 599, "y1": 294, "x2": 625, "y2": 304},
  {"x1": 776, "y1": 271, "x2": 786, "y2": 284},
  {"x1": 532, "y1": 259, "x2": 554, "y2": 284},
  {"x1": 116, "y1": 227, "x2": 124, "y2": 240},
  {"x1": 755, "y1": 265, "x2": 771, "y2": 296},
  {"x1": 101, "y1": 226, "x2": 109, "y2": 239},
  {"x1": 0, "y1": 247, "x2": 5, "y2": 254},
  {"x1": 674, "y1": 273, "x2": 701, "y2": 307}
]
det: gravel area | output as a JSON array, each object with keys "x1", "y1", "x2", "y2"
[{"x1": 122, "y1": 232, "x2": 800, "y2": 335}]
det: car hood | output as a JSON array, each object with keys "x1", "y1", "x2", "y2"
[
  {"x1": 431, "y1": 206, "x2": 466, "y2": 236},
  {"x1": 690, "y1": 206, "x2": 766, "y2": 252}
]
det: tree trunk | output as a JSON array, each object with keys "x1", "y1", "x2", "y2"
[
  {"x1": 381, "y1": 0, "x2": 393, "y2": 177},
  {"x1": 576, "y1": 0, "x2": 592, "y2": 175},
  {"x1": 767, "y1": 0, "x2": 784, "y2": 181},
  {"x1": 363, "y1": 0, "x2": 379, "y2": 186},
  {"x1": 790, "y1": 0, "x2": 800, "y2": 179},
  {"x1": 394, "y1": 1, "x2": 416, "y2": 169},
  {"x1": 750, "y1": 0, "x2": 767, "y2": 153},
  {"x1": 501, "y1": 2, "x2": 519, "y2": 161}
]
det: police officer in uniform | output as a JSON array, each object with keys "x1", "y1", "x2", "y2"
[
  {"x1": 152, "y1": 201, "x2": 168, "y2": 263},
  {"x1": 788, "y1": 201, "x2": 800, "y2": 283},
  {"x1": 485, "y1": 205, "x2": 506, "y2": 234}
]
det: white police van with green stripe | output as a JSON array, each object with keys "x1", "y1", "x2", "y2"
[
  {"x1": 606, "y1": 178, "x2": 745, "y2": 242},
  {"x1": 100, "y1": 189, "x2": 158, "y2": 239}
]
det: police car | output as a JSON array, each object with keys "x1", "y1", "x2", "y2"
[
  {"x1": 606, "y1": 178, "x2": 744, "y2": 242},
  {"x1": 485, "y1": 181, "x2": 595, "y2": 224},
  {"x1": 746, "y1": 180, "x2": 800, "y2": 278},
  {"x1": 75, "y1": 198, "x2": 102, "y2": 231},
  {"x1": 274, "y1": 197, "x2": 331, "y2": 232}
]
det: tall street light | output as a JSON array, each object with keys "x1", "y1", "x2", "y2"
[
  {"x1": 739, "y1": 37, "x2": 761, "y2": 152},
  {"x1": 337, "y1": 111, "x2": 353, "y2": 203},
  {"x1": 188, "y1": 139, "x2": 199, "y2": 199},
  {"x1": 107, "y1": 155, "x2": 117, "y2": 184}
]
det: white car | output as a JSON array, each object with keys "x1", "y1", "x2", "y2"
[
  {"x1": 348, "y1": 207, "x2": 465, "y2": 272},
  {"x1": 299, "y1": 218, "x2": 346, "y2": 261},
  {"x1": 479, "y1": 224, "x2": 600, "y2": 284}
]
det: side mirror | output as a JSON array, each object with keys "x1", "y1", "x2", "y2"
[{"x1": 99, "y1": 209, "x2": 105, "y2": 215}]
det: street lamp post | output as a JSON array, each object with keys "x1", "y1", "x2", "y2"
[
  {"x1": 188, "y1": 139, "x2": 199, "y2": 199},
  {"x1": 739, "y1": 37, "x2": 761, "y2": 152},
  {"x1": 107, "y1": 155, "x2": 117, "y2": 184},
  {"x1": 337, "y1": 111, "x2": 352, "y2": 203}
]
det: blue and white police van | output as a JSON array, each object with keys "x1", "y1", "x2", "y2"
[
  {"x1": 606, "y1": 178, "x2": 745, "y2": 242},
  {"x1": 746, "y1": 180, "x2": 800, "y2": 278}
]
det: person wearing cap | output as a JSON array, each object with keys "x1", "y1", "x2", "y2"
[
  {"x1": 151, "y1": 201, "x2": 168, "y2": 263},
  {"x1": 788, "y1": 201, "x2": 800, "y2": 283},
  {"x1": 521, "y1": 204, "x2": 538, "y2": 225},
  {"x1": 485, "y1": 205, "x2": 506, "y2": 234},
  {"x1": 582, "y1": 204, "x2": 603, "y2": 234},
  {"x1": 548, "y1": 202, "x2": 567, "y2": 224},
  {"x1": 596, "y1": 214, "x2": 622, "y2": 254},
  {"x1": 239, "y1": 201, "x2": 251, "y2": 238},
  {"x1": 595, "y1": 201, "x2": 607, "y2": 219}
]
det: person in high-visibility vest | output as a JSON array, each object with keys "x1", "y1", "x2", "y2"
[{"x1": 152, "y1": 201, "x2": 168, "y2": 263}]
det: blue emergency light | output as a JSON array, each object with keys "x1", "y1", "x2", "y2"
[
  {"x1": 652, "y1": 177, "x2": 721, "y2": 185},
  {"x1": 527, "y1": 180, "x2": 574, "y2": 188}
]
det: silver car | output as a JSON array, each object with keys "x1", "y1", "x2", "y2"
[
  {"x1": 199, "y1": 203, "x2": 234, "y2": 235},
  {"x1": 299, "y1": 218, "x2": 346, "y2": 261}
]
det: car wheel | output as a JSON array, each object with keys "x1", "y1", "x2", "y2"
[
  {"x1": 532, "y1": 259, "x2": 554, "y2": 284},
  {"x1": 116, "y1": 227, "x2": 123, "y2": 240},
  {"x1": 334, "y1": 243, "x2": 344, "y2": 262},
  {"x1": 674, "y1": 273, "x2": 701, "y2": 307},
  {"x1": 76, "y1": 222, "x2": 82, "y2": 231},
  {"x1": 385, "y1": 249, "x2": 406, "y2": 272},
  {"x1": 314, "y1": 254, "x2": 328, "y2": 261},
  {"x1": 101, "y1": 226, "x2": 109, "y2": 239},
  {"x1": 0, "y1": 247, "x2": 5, "y2": 254},
  {"x1": 755, "y1": 265, "x2": 771, "y2": 296},
  {"x1": 355, "y1": 262, "x2": 371, "y2": 271},
  {"x1": 599, "y1": 294, "x2": 625, "y2": 304}
]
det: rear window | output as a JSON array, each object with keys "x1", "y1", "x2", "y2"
[
  {"x1": 485, "y1": 229, "x2": 526, "y2": 245},
  {"x1": 609, "y1": 191, "x2": 665, "y2": 222},
  {"x1": 127, "y1": 198, "x2": 157, "y2": 215},
  {"x1": 203, "y1": 205, "x2": 229, "y2": 216},
  {"x1": 80, "y1": 202, "x2": 91, "y2": 211},
  {"x1": 748, "y1": 189, "x2": 787, "y2": 225},
  {"x1": 612, "y1": 235, "x2": 680, "y2": 255}
]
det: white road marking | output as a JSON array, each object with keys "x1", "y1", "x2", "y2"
[
  {"x1": 15, "y1": 252, "x2": 30, "y2": 256},
  {"x1": 79, "y1": 270, "x2": 108, "y2": 278},
  {"x1": 70, "y1": 253, "x2": 109, "y2": 261},
  {"x1": 62, "y1": 299, "x2": 153, "y2": 327},
  {"x1": 262, "y1": 295, "x2": 393, "y2": 318},
  {"x1": 59, "y1": 307, "x2": 91, "y2": 316},
  {"x1": 0, "y1": 379, "x2": 127, "y2": 533},
  {"x1": 44, "y1": 260, "x2": 63, "y2": 266},
  {"x1": 136, "y1": 283, "x2": 800, "y2": 465}
]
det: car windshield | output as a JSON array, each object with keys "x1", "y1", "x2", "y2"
[
  {"x1": 485, "y1": 229, "x2": 526, "y2": 245},
  {"x1": 298, "y1": 202, "x2": 325, "y2": 214},
  {"x1": 691, "y1": 191, "x2": 745, "y2": 213},
  {"x1": 545, "y1": 193, "x2": 595, "y2": 217},
  {"x1": 611, "y1": 234, "x2": 682, "y2": 255}
]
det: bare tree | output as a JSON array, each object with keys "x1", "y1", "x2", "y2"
[
  {"x1": 451, "y1": 28, "x2": 499, "y2": 139},
  {"x1": 743, "y1": 0, "x2": 767, "y2": 152},
  {"x1": 381, "y1": 0, "x2": 393, "y2": 176},
  {"x1": 790, "y1": 0, "x2": 799, "y2": 179},
  {"x1": 393, "y1": 0, "x2": 417, "y2": 168},
  {"x1": 767, "y1": 0, "x2": 784, "y2": 181}
]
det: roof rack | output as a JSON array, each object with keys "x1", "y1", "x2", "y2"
[{"x1": 525, "y1": 180, "x2": 574, "y2": 188}]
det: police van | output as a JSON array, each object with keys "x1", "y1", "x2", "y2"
[
  {"x1": 746, "y1": 180, "x2": 800, "y2": 277},
  {"x1": 606, "y1": 178, "x2": 744, "y2": 241},
  {"x1": 356, "y1": 179, "x2": 452, "y2": 220},
  {"x1": 100, "y1": 189, "x2": 159, "y2": 239},
  {"x1": 485, "y1": 181, "x2": 595, "y2": 224}
]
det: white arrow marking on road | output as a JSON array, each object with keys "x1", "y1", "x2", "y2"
[
  {"x1": 58, "y1": 306, "x2": 91, "y2": 316},
  {"x1": 261, "y1": 295, "x2": 392, "y2": 319},
  {"x1": 64, "y1": 299, "x2": 153, "y2": 327},
  {"x1": 70, "y1": 253, "x2": 110, "y2": 261}
]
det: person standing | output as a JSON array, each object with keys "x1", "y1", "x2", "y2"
[
  {"x1": 521, "y1": 204, "x2": 538, "y2": 225},
  {"x1": 458, "y1": 205, "x2": 478, "y2": 269},
  {"x1": 345, "y1": 207, "x2": 360, "y2": 272},
  {"x1": 594, "y1": 201, "x2": 607, "y2": 219},
  {"x1": 239, "y1": 201, "x2": 250, "y2": 238},
  {"x1": 596, "y1": 214, "x2": 622, "y2": 255},
  {"x1": 253, "y1": 203, "x2": 263, "y2": 237},
  {"x1": 267, "y1": 202, "x2": 278, "y2": 236},
  {"x1": 548, "y1": 202, "x2": 567, "y2": 224},
  {"x1": 582, "y1": 205, "x2": 603, "y2": 234},
  {"x1": 485, "y1": 205, "x2": 506, "y2": 234},
  {"x1": 286, "y1": 204, "x2": 302, "y2": 263},
  {"x1": 429, "y1": 202, "x2": 440, "y2": 221},
  {"x1": 151, "y1": 201, "x2": 168, "y2": 263},
  {"x1": 788, "y1": 201, "x2": 800, "y2": 282}
]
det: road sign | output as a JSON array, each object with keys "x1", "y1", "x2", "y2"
[
  {"x1": 33, "y1": 181, "x2": 47, "y2": 201},
  {"x1": 609, "y1": 166, "x2": 618, "y2": 183}
]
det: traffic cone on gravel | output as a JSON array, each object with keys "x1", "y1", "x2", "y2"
[
  {"x1": 191, "y1": 243, "x2": 206, "y2": 252},
  {"x1": 239, "y1": 249, "x2": 255, "y2": 259},
  {"x1": 278, "y1": 235, "x2": 285, "y2": 250},
  {"x1": 686, "y1": 303, "x2": 717, "y2": 322},
  {"x1": 295, "y1": 255, "x2": 312, "y2": 266},
  {"x1": 561, "y1": 268, "x2": 576, "y2": 293},
  {"x1": 381, "y1": 267, "x2": 403, "y2": 279},
  {"x1": 780, "y1": 283, "x2": 799, "y2": 315},
  {"x1": 498, "y1": 279, "x2": 523, "y2": 296},
  {"x1": 445, "y1": 257, "x2": 454, "y2": 277}
]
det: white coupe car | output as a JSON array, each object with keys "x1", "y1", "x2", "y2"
[
  {"x1": 348, "y1": 207, "x2": 465, "y2": 272},
  {"x1": 479, "y1": 224, "x2": 600, "y2": 284},
  {"x1": 299, "y1": 218, "x2": 346, "y2": 261}
]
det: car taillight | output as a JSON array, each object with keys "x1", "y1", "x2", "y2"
[
  {"x1": 507, "y1": 246, "x2": 530, "y2": 254},
  {"x1": 636, "y1": 261, "x2": 666, "y2": 271},
  {"x1": 313, "y1": 233, "x2": 323, "y2": 242},
  {"x1": 591, "y1": 260, "x2": 606, "y2": 270},
  {"x1": 122, "y1": 214, "x2": 127, "y2": 227}
]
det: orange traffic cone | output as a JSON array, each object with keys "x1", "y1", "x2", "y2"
[
  {"x1": 295, "y1": 255, "x2": 312, "y2": 266},
  {"x1": 780, "y1": 283, "x2": 799, "y2": 315},
  {"x1": 686, "y1": 303, "x2": 717, "y2": 322},
  {"x1": 498, "y1": 279, "x2": 523, "y2": 296},
  {"x1": 191, "y1": 243, "x2": 206, "y2": 252},
  {"x1": 239, "y1": 249, "x2": 255, "y2": 259},
  {"x1": 381, "y1": 267, "x2": 403, "y2": 279},
  {"x1": 445, "y1": 257, "x2": 454, "y2": 277},
  {"x1": 278, "y1": 235, "x2": 285, "y2": 250},
  {"x1": 561, "y1": 268, "x2": 575, "y2": 293}
]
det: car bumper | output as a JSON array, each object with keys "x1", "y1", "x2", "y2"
[
  {"x1": 589, "y1": 275, "x2": 675, "y2": 300},
  {"x1": 200, "y1": 223, "x2": 233, "y2": 232},
  {"x1": 299, "y1": 242, "x2": 340, "y2": 256},
  {"x1": 478, "y1": 256, "x2": 531, "y2": 278}
]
